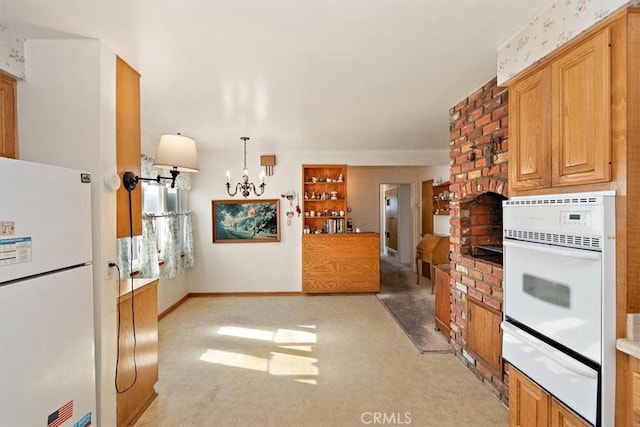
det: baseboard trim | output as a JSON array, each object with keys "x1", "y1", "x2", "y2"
[
  {"x1": 158, "y1": 294, "x2": 190, "y2": 320},
  {"x1": 188, "y1": 291, "x2": 303, "y2": 297},
  {"x1": 158, "y1": 291, "x2": 309, "y2": 320}
]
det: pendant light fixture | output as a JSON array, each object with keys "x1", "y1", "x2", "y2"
[{"x1": 226, "y1": 137, "x2": 265, "y2": 198}]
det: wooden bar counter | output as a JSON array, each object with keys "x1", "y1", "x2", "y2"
[{"x1": 302, "y1": 232, "x2": 380, "y2": 293}]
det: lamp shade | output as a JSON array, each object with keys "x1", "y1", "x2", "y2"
[{"x1": 153, "y1": 134, "x2": 199, "y2": 172}]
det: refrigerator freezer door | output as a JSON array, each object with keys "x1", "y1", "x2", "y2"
[
  {"x1": 0, "y1": 265, "x2": 96, "y2": 426},
  {"x1": 0, "y1": 158, "x2": 92, "y2": 283}
]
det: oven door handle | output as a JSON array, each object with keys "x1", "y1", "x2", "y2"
[
  {"x1": 501, "y1": 322, "x2": 597, "y2": 379},
  {"x1": 503, "y1": 239, "x2": 601, "y2": 260}
]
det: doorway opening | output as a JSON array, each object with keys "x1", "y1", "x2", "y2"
[{"x1": 380, "y1": 183, "x2": 412, "y2": 266}]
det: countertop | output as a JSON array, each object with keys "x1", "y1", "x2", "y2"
[
  {"x1": 617, "y1": 338, "x2": 640, "y2": 359},
  {"x1": 117, "y1": 277, "x2": 159, "y2": 302}
]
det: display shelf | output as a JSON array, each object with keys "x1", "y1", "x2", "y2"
[
  {"x1": 432, "y1": 182, "x2": 450, "y2": 215},
  {"x1": 302, "y1": 164, "x2": 348, "y2": 234}
]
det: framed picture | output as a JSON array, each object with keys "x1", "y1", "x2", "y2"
[{"x1": 212, "y1": 199, "x2": 281, "y2": 243}]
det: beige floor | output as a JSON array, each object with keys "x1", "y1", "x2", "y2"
[{"x1": 135, "y1": 294, "x2": 508, "y2": 427}]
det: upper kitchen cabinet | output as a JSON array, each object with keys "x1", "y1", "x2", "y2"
[
  {"x1": 551, "y1": 28, "x2": 611, "y2": 187},
  {"x1": 509, "y1": 26, "x2": 611, "y2": 193},
  {"x1": 509, "y1": 67, "x2": 551, "y2": 190},
  {"x1": 0, "y1": 73, "x2": 18, "y2": 159},
  {"x1": 116, "y1": 57, "x2": 142, "y2": 238}
]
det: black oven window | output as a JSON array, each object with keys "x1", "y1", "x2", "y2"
[{"x1": 523, "y1": 274, "x2": 571, "y2": 308}]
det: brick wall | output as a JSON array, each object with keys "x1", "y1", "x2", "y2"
[{"x1": 448, "y1": 76, "x2": 510, "y2": 403}]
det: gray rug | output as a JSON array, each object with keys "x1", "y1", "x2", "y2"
[{"x1": 376, "y1": 256, "x2": 451, "y2": 353}]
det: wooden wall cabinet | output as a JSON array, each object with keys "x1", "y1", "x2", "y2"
[
  {"x1": 509, "y1": 67, "x2": 551, "y2": 190},
  {"x1": 116, "y1": 57, "x2": 142, "y2": 238},
  {"x1": 117, "y1": 279, "x2": 159, "y2": 427},
  {"x1": 0, "y1": 72, "x2": 17, "y2": 159},
  {"x1": 302, "y1": 164, "x2": 347, "y2": 234},
  {"x1": 509, "y1": 27, "x2": 611, "y2": 192},
  {"x1": 434, "y1": 264, "x2": 451, "y2": 340},
  {"x1": 509, "y1": 366, "x2": 590, "y2": 427},
  {"x1": 466, "y1": 296, "x2": 501, "y2": 373}
]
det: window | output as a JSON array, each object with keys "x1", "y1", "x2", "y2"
[
  {"x1": 142, "y1": 182, "x2": 186, "y2": 257},
  {"x1": 117, "y1": 182, "x2": 189, "y2": 277}
]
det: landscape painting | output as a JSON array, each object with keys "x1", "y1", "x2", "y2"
[{"x1": 212, "y1": 199, "x2": 280, "y2": 243}]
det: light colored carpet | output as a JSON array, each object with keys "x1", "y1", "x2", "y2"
[
  {"x1": 134, "y1": 295, "x2": 507, "y2": 427},
  {"x1": 377, "y1": 256, "x2": 451, "y2": 353}
]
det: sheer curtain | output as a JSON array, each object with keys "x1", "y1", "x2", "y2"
[
  {"x1": 116, "y1": 237, "x2": 132, "y2": 279},
  {"x1": 139, "y1": 213, "x2": 160, "y2": 278},
  {"x1": 162, "y1": 212, "x2": 182, "y2": 278},
  {"x1": 182, "y1": 211, "x2": 195, "y2": 268}
]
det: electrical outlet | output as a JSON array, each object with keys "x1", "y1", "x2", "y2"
[{"x1": 105, "y1": 260, "x2": 116, "y2": 280}]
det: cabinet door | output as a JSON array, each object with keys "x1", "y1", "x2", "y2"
[
  {"x1": 116, "y1": 57, "x2": 142, "y2": 238},
  {"x1": 550, "y1": 399, "x2": 590, "y2": 427},
  {"x1": 467, "y1": 296, "x2": 502, "y2": 373},
  {"x1": 434, "y1": 266, "x2": 450, "y2": 340},
  {"x1": 0, "y1": 73, "x2": 17, "y2": 159},
  {"x1": 117, "y1": 281, "x2": 158, "y2": 427},
  {"x1": 509, "y1": 367, "x2": 550, "y2": 427},
  {"x1": 509, "y1": 67, "x2": 551, "y2": 190},
  {"x1": 551, "y1": 28, "x2": 611, "y2": 186}
]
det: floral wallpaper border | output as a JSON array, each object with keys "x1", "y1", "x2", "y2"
[
  {"x1": 0, "y1": 25, "x2": 25, "y2": 79},
  {"x1": 497, "y1": 0, "x2": 640, "y2": 85}
]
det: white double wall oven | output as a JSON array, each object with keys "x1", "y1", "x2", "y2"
[{"x1": 501, "y1": 192, "x2": 616, "y2": 426}]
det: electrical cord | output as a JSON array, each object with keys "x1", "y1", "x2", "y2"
[{"x1": 114, "y1": 188, "x2": 139, "y2": 394}]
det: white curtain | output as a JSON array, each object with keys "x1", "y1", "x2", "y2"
[
  {"x1": 139, "y1": 214, "x2": 160, "y2": 278},
  {"x1": 162, "y1": 212, "x2": 182, "y2": 278},
  {"x1": 116, "y1": 237, "x2": 131, "y2": 279},
  {"x1": 182, "y1": 211, "x2": 195, "y2": 268}
]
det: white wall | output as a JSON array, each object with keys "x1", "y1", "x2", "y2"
[
  {"x1": 188, "y1": 146, "x2": 302, "y2": 292},
  {"x1": 17, "y1": 39, "x2": 119, "y2": 427}
]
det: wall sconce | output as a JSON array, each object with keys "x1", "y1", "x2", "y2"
[
  {"x1": 123, "y1": 133, "x2": 199, "y2": 192},
  {"x1": 261, "y1": 155, "x2": 276, "y2": 176}
]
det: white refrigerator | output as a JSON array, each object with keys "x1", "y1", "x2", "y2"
[{"x1": 0, "y1": 157, "x2": 96, "y2": 427}]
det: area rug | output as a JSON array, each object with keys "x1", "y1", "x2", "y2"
[{"x1": 376, "y1": 256, "x2": 451, "y2": 353}]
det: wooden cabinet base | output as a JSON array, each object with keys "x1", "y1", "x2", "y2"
[
  {"x1": 117, "y1": 279, "x2": 159, "y2": 427},
  {"x1": 509, "y1": 366, "x2": 590, "y2": 427},
  {"x1": 302, "y1": 233, "x2": 380, "y2": 293}
]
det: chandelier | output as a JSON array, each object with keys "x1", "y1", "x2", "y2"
[{"x1": 226, "y1": 137, "x2": 265, "y2": 198}]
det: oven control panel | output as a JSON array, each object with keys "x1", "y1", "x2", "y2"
[{"x1": 560, "y1": 211, "x2": 591, "y2": 228}]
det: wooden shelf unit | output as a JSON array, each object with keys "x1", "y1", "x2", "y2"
[
  {"x1": 302, "y1": 164, "x2": 348, "y2": 234},
  {"x1": 432, "y1": 182, "x2": 450, "y2": 215}
]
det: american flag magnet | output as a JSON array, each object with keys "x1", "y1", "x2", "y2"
[{"x1": 47, "y1": 400, "x2": 73, "y2": 427}]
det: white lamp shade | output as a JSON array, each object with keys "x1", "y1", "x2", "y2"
[{"x1": 153, "y1": 134, "x2": 199, "y2": 172}]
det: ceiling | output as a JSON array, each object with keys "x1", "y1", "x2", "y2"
[{"x1": 0, "y1": 1, "x2": 552, "y2": 154}]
